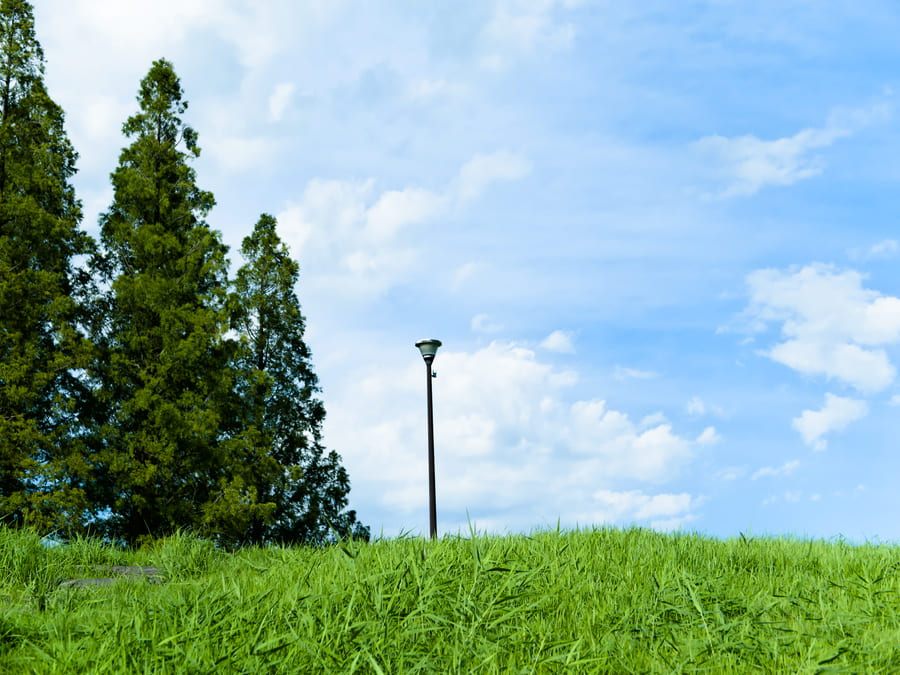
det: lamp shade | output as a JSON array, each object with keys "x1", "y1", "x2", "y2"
[{"x1": 415, "y1": 339, "x2": 442, "y2": 359}]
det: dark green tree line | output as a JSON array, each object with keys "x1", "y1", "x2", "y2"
[
  {"x1": 90, "y1": 61, "x2": 367, "y2": 547},
  {"x1": 1, "y1": 1, "x2": 367, "y2": 547},
  {"x1": 0, "y1": 0, "x2": 96, "y2": 532},
  {"x1": 231, "y1": 214, "x2": 368, "y2": 545},
  {"x1": 91, "y1": 59, "x2": 274, "y2": 546}
]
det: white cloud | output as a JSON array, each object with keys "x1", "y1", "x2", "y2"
[
  {"x1": 323, "y1": 340, "x2": 700, "y2": 535},
  {"x1": 715, "y1": 466, "x2": 746, "y2": 481},
  {"x1": 481, "y1": 0, "x2": 583, "y2": 69},
  {"x1": 769, "y1": 341, "x2": 894, "y2": 394},
  {"x1": 40, "y1": 1, "x2": 337, "y2": 99},
  {"x1": 74, "y1": 95, "x2": 135, "y2": 146},
  {"x1": 848, "y1": 239, "x2": 900, "y2": 261},
  {"x1": 566, "y1": 400, "x2": 692, "y2": 482},
  {"x1": 365, "y1": 188, "x2": 447, "y2": 240},
  {"x1": 649, "y1": 515, "x2": 698, "y2": 532},
  {"x1": 56, "y1": 0, "x2": 227, "y2": 57},
  {"x1": 870, "y1": 239, "x2": 900, "y2": 257},
  {"x1": 204, "y1": 135, "x2": 281, "y2": 172},
  {"x1": 37, "y1": 0, "x2": 345, "y2": 184},
  {"x1": 589, "y1": 489, "x2": 697, "y2": 524},
  {"x1": 276, "y1": 151, "x2": 529, "y2": 298},
  {"x1": 268, "y1": 82, "x2": 295, "y2": 121},
  {"x1": 695, "y1": 126, "x2": 847, "y2": 197},
  {"x1": 696, "y1": 427, "x2": 721, "y2": 445},
  {"x1": 471, "y1": 314, "x2": 504, "y2": 333},
  {"x1": 640, "y1": 412, "x2": 667, "y2": 428},
  {"x1": 695, "y1": 105, "x2": 888, "y2": 198},
  {"x1": 540, "y1": 330, "x2": 575, "y2": 353},
  {"x1": 686, "y1": 396, "x2": 705, "y2": 415},
  {"x1": 277, "y1": 177, "x2": 372, "y2": 256},
  {"x1": 792, "y1": 393, "x2": 868, "y2": 451},
  {"x1": 276, "y1": 177, "x2": 426, "y2": 295},
  {"x1": 742, "y1": 264, "x2": 900, "y2": 393},
  {"x1": 751, "y1": 459, "x2": 800, "y2": 480},
  {"x1": 613, "y1": 366, "x2": 659, "y2": 381},
  {"x1": 457, "y1": 151, "x2": 532, "y2": 203},
  {"x1": 50, "y1": 0, "x2": 340, "y2": 72}
]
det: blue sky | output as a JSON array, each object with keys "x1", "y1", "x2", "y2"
[{"x1": 36, "y1": 1, "x2": 900, "y2": 541}]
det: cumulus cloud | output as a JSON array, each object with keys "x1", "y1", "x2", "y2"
[
  {"x1": 696, "y1": 427, "x2": 721, "y2": 445},
  {"x1": 365, "y1": 188, "x2": 447, "y2": 239},
  {"x1": 769, "y1": 341, "x2": 893, "y2": 394},
  {"x1": 323, "y1": 341, "x2": 701, "y2": 536},
  {"x1": 742, "y1": 264, "x2": 900, "y2": 393},
  {"x1": 587, "y1": 489, "x2": 698, "y2": 530},
  {"x1": 565, "y1": 400, "x2": 692, "y2": 482},
  {"x1": 276, "y1": 151, "x2": 529, "y2": 297},
  {"x1": 751, "y1": 459, "x2": 800, "y2": 480},
  {"x1": 792, "y1": 393, "x2": 868, "y2": 451},
  {"x1": 540, "y1": 330, "x2": 575, "y2": 353},
  {"x1": 695, "y1": 105, "x2": 888, "y2": 198}
]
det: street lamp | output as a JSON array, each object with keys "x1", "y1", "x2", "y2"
[{"x1": 415, "y1": 339, "x2": 441, "y2": 539}]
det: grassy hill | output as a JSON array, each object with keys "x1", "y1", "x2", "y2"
[{"x1": 1, "y1": 525, "x2": 899, "y2": 673}]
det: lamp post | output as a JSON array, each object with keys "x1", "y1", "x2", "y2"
[{"x1": 415, "y1": 339, "x2": 441, "y2": 540}]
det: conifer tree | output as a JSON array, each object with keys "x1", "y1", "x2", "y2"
[
  {"x1": 0, "y1": 0, "x2": 96, "y2": 532},
  {"x1": 94, "y1": 59, "x2": 271, "y2": 545},
  {"x1": 231, "y1": 214, "x2": 368, "y2": 544}
]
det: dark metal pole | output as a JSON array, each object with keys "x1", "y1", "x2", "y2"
[{"x1": 424, "y1": 354, "x2": 437, "y2": 540}]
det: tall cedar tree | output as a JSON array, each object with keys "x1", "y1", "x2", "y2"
[
  {"x1": 94, "y1": 60, "x2": 271, "y2": 545},
  {"x1": 232, "y1": 214, "x2": 368, "y2": 545},
  {"x1": 0, "y1": 0, "x2": 96, "y2": 533}
]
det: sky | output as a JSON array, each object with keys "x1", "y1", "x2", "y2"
[{"x1": 33, "y1": 0, "x2": 900, "y2": 542}]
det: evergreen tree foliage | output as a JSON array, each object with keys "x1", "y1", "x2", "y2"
[
  {"x1": 231, "y1": 214, "x2": 368, "y2": 545},
  {"x1": 0, "y1": 0, "x2": 96, "y2": 533},
  {"x1": 93, "y1": 59, "x2": 272, "y2": 546}
]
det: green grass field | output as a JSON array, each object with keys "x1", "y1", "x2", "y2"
[{"x1": 1, "y1": 525, "x2": 899, "y2": 673}]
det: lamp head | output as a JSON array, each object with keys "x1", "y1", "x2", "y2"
[{"x1": 415, "y1": 339, "x2": 442, "y2": 362}]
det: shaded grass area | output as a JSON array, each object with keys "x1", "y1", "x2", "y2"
[{"x1": 1, "y1": 526, "x2": 900, "y2": 673}]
